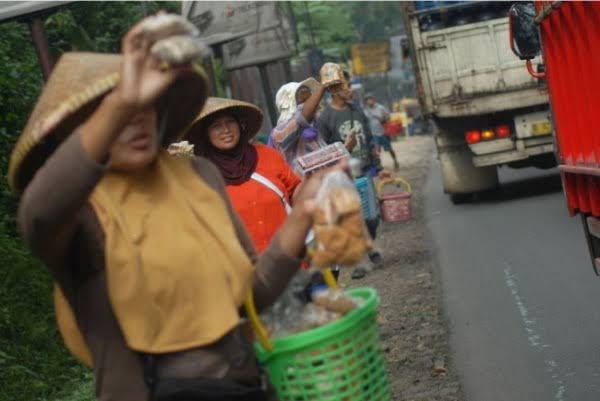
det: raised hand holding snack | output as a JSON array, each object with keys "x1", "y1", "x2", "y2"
[
  {"x1": 142, "y1": 14, "x2": 210, "y2": 66},
  {"x1": 142, "y1": 14, "x2": 198, "y2": 42}
]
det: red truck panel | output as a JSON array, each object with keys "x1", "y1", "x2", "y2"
[{"x1": 539, "y1": 1, "x2": 600, "y2": 216}]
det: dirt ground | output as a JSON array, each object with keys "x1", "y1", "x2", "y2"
[{"x1": 338, "y1": 135, "x2": 464, "y2": 401}]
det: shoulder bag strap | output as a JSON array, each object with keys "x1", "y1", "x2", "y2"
[
  {"x1": 250, "y1": 172, "x2": 314, "y2": 244},
  {"x1": 250, "y1": 172, "x2": 293, "y2": 214}
]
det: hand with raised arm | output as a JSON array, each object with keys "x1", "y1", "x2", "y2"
[{"x1": 80, "y1": 13, "x2": 193, "y2": 163}]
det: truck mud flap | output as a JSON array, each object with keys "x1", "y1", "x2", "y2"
[{"x1": 583, "y1": 216, "x2": 600, "y2": 276}]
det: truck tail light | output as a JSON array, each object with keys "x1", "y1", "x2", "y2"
[
  {"x1": 495, "y1": 125, "x2": 511, "y2": 138},
  {"x1": 481, "y1": 129, "x2": 495, "y2": 141},
  {"x1": 465, "y1": 130, "x2": 481, "y2": 144}
]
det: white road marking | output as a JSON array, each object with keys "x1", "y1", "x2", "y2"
[{"x1": 504, "y1": 263, "x2": 568, "y2": 401}]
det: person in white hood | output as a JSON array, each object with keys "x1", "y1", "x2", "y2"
[{"x1": 270, "y1": 78, "x2": 327, "y2": 173}]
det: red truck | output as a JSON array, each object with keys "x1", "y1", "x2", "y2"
[{"x1": 509, "y1": 1, "x2": 600, "y2": 273}]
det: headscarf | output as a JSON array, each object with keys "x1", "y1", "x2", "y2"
[
  {"x1": 275, "y1": 78, "x2": 320, "y2": 126},
  {"x1": 275, "y1": 82, "x2": 302, "y2": 126},
  {"x1": 199, "y1": 113, "x2": 259, "y2": 185}
]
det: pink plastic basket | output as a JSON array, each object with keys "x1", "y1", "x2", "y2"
[{"x1": 377, "y1": 178, "x2": 412, "y2": 222}]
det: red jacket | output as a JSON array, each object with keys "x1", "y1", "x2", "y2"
[{"x1": 226, "y1": 144, "x2": 301, "y2": 252}]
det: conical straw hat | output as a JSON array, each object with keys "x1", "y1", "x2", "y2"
[
  {"x1": 182, "y1": 97, "x2": 263, "y2": 148},
  {"x1": 8, "y1": 52, "x2": 208, "y2": 193}
]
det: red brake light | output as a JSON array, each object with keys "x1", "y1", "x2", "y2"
[
  {"x1": 465, "y1": 130, "x2": 481, "y2": 144},
  {"x1": 495, "y1": 125, "x2": 511, "y2": 138}
]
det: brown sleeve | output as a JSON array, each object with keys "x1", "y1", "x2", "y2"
[
  {"x1": 18, "y1": 131, "x2": 106, "y2": 264},
  {"x1": 191, "y1": 157, "x2": 301, "y2": 309}
]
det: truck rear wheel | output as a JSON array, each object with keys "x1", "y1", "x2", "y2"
[{"x1": 438, "y1": 143, "x2": 499, "y2": 199}]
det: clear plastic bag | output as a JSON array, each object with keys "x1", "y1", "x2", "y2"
[
  {"x1": 311, "y1": 171, "x2": 373, "y2": 268},
  {"x1": 260, "y1": 268, "x2": 314, "y2": 338}
]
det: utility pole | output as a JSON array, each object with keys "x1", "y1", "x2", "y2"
[
  {"x1": 27, "y1": 17, "x2": 54, "y2": 81},
  {"x1": 303, "y1": 1, "x2": 316, "y2": 49},
  {"x1": 258, "y1": 64, "x2": 278, "y2": 127}
]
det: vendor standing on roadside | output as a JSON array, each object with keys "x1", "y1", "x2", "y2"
[
  {"x1": 11, "y1": 14, "x2": 332, "y2": 401},
  {"x1": 364, "y1": 93, "x2": 400, "y2": 171},
  {"x1": 316, "y1": 64, "x2": 383, "y2": 278},
  {"x1": 316, "y1": 65, "x2": 380, "y2": 176},
  {"x1": 183, "y1": 97, "x2": 302, "y2": 253},
  {"x1": 270, "y1": 78, "x2": 327, "y2": 174}
]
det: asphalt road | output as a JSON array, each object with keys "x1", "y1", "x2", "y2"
[{"x1": 425, "y1": 160, "x2": 600, "y2": 401}]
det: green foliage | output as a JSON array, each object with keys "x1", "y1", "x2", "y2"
[
  {"x1": 292, "y1": 2, "x2": 354, "y2": 61},
  {"x1": 0, "y1": 3, "x2": 176, "y2": 401},
  {"x1": 0, "y1": 223, "x2": 91, "y2": 401},
  {"x1": 0, "y1": 22, "x2": 43, "y2": 232},
  {"x1": 345, "y1": 2, "x2": 405, "y2": 42},
  {"x1": 290, "y1": 1, "x2": 405, "y2": 61}
]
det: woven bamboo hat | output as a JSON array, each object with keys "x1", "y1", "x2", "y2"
[
  {"x1": 182, "y1": 97, "x2": 263, "y2": 147},
  {"x1": 8, "y1": 52, "x2": 208, "y2": 194}
]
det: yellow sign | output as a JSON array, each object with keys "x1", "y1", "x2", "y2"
[
  {"x1": 532, "y1": 121, "x2": 552, "y2": 136},
  {"x1": 351, "y1": 42, "x2": 390, "y2": 75}
]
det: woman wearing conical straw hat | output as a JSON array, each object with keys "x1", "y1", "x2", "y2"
[
  {"x1": 182, "y1": 97, "x2": 302, "y2": 253},
  {"x1": 11, "y1": 14, "x2": 331, "y2": 401}
]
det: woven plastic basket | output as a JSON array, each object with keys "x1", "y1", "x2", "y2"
[
  {"x1": 254, "y1": 288, "x2": 391, "y2": 401},
  {"x1": 377, "y1": 177, "x2": 412, "y2": 222},
  {"x1": 355, "y1": 177, "x2": 380, "y2": 221}
]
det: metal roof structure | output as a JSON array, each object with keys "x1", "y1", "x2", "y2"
[{"x1": 0, "y1": 1, "x2": 72, "y2": 23}]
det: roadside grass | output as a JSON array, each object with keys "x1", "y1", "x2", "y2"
[{"x1": 0, "y1": 223, "x2": 92, "y2": 401}]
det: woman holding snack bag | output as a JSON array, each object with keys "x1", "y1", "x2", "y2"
[
  {"x1": 11, "y1": 14, "x2": 344, "y2": 401},
  {"x1": 183, "y1": 97, "x2": 302, "y2": 253},
  {"x1": 270, "y1": 78, "x2": 327, "y2": 174}
]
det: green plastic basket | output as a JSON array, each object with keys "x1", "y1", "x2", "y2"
[{"x1": 255, "y1": 288, "x2": 391, "y2": 401}]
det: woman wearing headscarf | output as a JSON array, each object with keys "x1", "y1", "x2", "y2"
[
  {"x1": 183, "y1": 98, "x2": 302, "y2": 253},
  {"x1": 270, "y1": 78, "x2": 327, "y2": 174},
  {"x1": 12, "y1": 15, "x2": 328, "y2": 401}
]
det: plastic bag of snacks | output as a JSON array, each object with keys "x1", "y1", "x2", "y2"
[
  {"x1": 260, "y1": 269, "x2": 312, "y2": 338},
  {"x1": 312, "y1": 170, "x2": 372, "y2": 268}
]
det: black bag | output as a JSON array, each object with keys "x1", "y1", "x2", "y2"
[{"x1": 143, "y1": 355, "x2": 270, "y2": 401}]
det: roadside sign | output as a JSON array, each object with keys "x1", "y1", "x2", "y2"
[
  {"x1": 351, "y1": 42, "x2": 390, "y2": 75},
  {"x1": 182, "y1": 1, "x2": 284, "y2": 46},
  {"x1": 222, "y1": 26, "x2": 292, "y2": 70}
]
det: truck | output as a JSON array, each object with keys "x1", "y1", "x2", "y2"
[
  {"x1": 402, "y1": 1, "x2": 555, "y2": 203},
  {"x1": 509, "y1": 1, "x2": 600, "y2": 273}
]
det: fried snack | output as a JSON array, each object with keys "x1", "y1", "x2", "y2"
[
  {"x1": 314, "y1": 208, "x2": 328, "y2": 225},
  {"x1": 313, "y1": 290, "x2": 359, "y2": 314},
  {"x1": 339, "y1": 212, "x2": 363, "y2": 237},
  {"x1": 151, "y1": 35, "x2": 210, "y2": 65},
  {"x1": 142, "y1": 14, "x2": 198, "y2": 42},
  {"x1": 338, "y1": 236, "x2": 367, "y2": 266},
  {"x1": 329, "y1": 188, "x2": 361, "y2": 217},
  {"x1": 312, "y1": 186, "x2": 369, "y2": 267},
  {"x1": 315, "y1": 226, "x2": 350, "y2": 256}
]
